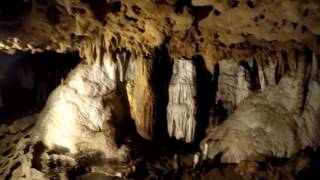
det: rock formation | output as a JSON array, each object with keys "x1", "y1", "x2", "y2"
[
  {"x1": 167, "y1": 59, "x2": 197, "y2": 143},
  {"x1": 201, "y1": 52, "x2": 320, "y2": 163},
  {"x1": 126, "y1": 55, "x2": 157, "y2": 140},
  {"x1": 0, "y1": 0, "x2": 320, "y2": 179},
  {"x1": 33, "y1": 57, "x2": 130, "y2": 161}
]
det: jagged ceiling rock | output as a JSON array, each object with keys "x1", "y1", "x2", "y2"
[{"x1": 0, "y1": 0, "x2": 319, "y2": 71}]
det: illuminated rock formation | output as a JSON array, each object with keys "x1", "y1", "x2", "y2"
[
  {"x1": 33, "y1": 56, "x2": 129, "y2": 162},
  {"x1": 201, "y1": 52, "x2": 320, "y2": 163},
  {"x1": 126, "y1": 56, "x2": 157, "y2": 140},
  {"x1": 167, "y1": 59, "x2": 197, "y2": 143},
  {"x1": 0, "y1": 0, "x2": 320, "y2": 179},
  {"x1": 215, "y1": 59, "x2": 252, "y2": 114}
]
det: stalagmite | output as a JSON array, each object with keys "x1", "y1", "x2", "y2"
[
  {"x1": 201, "y1": 52, "x2": 320, "y2": 163},
  {"x1": 167, "y1": 59, "x2": 197, "y2": 143},
  {"x1": 193, "y1": 153, "x2": 200, "y2": 168},
  {"x1": 1, "y1": 0, "x2": 320, "y2": 178},
  {"x1": 126, "y1": 56, "x2": 157, "y2": 140},
  {"x1": 81, "y1": 44, "x2": 158, "y2": 140},
  {"x1": 33, "y1": 51, "x2": 129, "y2": 161}
]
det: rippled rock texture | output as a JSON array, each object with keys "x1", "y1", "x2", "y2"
[{"x1": 0, "y1": 0, "x2": 320, "y2": 179}]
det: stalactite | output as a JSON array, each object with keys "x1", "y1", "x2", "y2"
[
  {"x1": 79, "y1": 36, "x2": 104, "y2": 64},
  {"x1": 256, "y1": 57, "x2": 279, "y2": 90},
  {"x1": 103, "y1": 52, "x2": 117, "y2": 81},
  {"x1": 126, "y1": 56, "x2": 157, "y2": 140},
  {"x1": 216, "y1": 59, "x2": 251, "y2": 114},
  {"x1": 125, "y1": 54, "x2": 136, "y2": 81},
  {"x1": 115, "y1": 51, "x2": 130, "y2": 82},
  {"x1": 295, "y1": 52, "x2": 309, "y2": 113},
  {"x1": 257, "y1": 60, "x2": 267, "y2": 90},
  {"x1": 263, "y1": 58, "x2": 277, "y2": 86},
  {"x1": 298, "y1": 53, "x2": 320, "y2": 148},
  {"x1": 167, "y1": 59, "x2": 197, "y2": 143},
  {"x1": 201, "y1": 51, "x2": 320, "y2": 163},
  {"x1": 78, "y1": 34, "x2": 158, "y2": 140},
  {"x1": 236, "y1": 65, "x2": 251, "y2": 105}
]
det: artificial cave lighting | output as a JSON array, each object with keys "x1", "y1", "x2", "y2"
[{"x1": 0, "y1": 0, "x2": 320, "y2": 179}]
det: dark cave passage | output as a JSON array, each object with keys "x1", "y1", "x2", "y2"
[{"x1": 0, "y1": 51, "x2": 80, "y2": 122}]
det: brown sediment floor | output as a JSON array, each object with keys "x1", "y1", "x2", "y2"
[{"x1": 0, "y1": 115, "x2": 319, "y2": 180}]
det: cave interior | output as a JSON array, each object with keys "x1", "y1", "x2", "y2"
[{"x1": 0, "y1": 0, "x2": 320, "y2": 179}]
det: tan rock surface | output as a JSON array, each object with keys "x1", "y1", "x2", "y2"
[
  {"x1": 0, "y1": 0, "x2": 319, "y2": 69},
  {"x1": 126, "y1": 56, "x2": 157, "y2": 140}
]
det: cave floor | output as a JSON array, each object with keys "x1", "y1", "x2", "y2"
[{"x1": 1, "y1": 115, "x2": 320, "y2": 180}]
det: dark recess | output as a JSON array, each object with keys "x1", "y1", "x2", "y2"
[
  {"x1": 193, "y1": 55, "x2": 212, "y2": 143},
  {"x1": 175, "y1": 0, "x2": 191, "y2": 13},
  {"x1": 132, "y1": 5, "x2": 141, "y2": 15},
  {"x1": 0, "y1": 0, "x2": 32, "y2": 36},
  {"x1": 0, "y1": 0, "x2": 32, "y2": 21},
  {"x1": 246, "y1": 0, "x2": 255, "y2": 8},
  {"x1": 228, "y1": 0, "x2": 240, "y2": 8},
  {"x1": 46, "y1": 5, "x2": 60, "y2": 25},
  {"x1": 87, "y1": 0, "x2": 109, "y2": 24},
  {"x1": 152, "y1": 46, "x2": 173, "y2": 143},
  {"x1": 0, "y1": 51, "x2": 80, "y2": 123}
]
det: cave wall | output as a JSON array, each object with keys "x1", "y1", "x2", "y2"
[
  {"x1": 0, "y1": 0, "x2": 320, "y2": 175},
  {"x1": 0, "y1": 51, "x2": 79, "y2": 120}
]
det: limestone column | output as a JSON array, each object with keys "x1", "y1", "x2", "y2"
[
  {"x1": 167, "y1": 59, "x2": 197, "y2": 143},
  {"x1": 126, "y1": 56, "x2": 156, "y2": 140}
]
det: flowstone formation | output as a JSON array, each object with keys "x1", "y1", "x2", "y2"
[
  {"x1": 1, "y1": 0, "x2": 320, "y2": 179},
  {"x1": 202, "y1": 52, "x2": 320, "y2": 163},
  {"x1": 167, "y1": 59, "x2": 197, "y2": 143},
  {"x1": 33, "y1": 59, "x2": 129, "y2": 162}
]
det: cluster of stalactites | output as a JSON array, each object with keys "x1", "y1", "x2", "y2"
[
  {"x1": 167, "y1": 59, "x2": 197, "y2": 143},
  {"x1": 78, "y1": 37, "x2": 201, "y2": 142},
  {"x1": 78, "y1": 36, "x2": 158, "y2": 140},
  {"x1": 214, "y1": 52, "x2": 297, "y2": 115},
  {"x1": 126, "y1": 56, "x2": 156, "y2": 140},
  {"x1": 201, "y1": 51, "x2": 320, "y2": 163}
]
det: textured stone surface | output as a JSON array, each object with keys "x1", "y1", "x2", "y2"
[
  {"x1": 0, "y1": 0, "x2": 320, "y2": 178},
  {"x1": 126, "y1": 56, "x2": 157, "y2": 140},
  {"x1": 167, "y1": 59, "x2": 197, "y2": 143},
  {"x1": 215, "y1": 59, "x2": 252, "y2": 114},
  {"x1": 0, "y1": 114, "x2": 47, "y2": 180},
  {"x1": 201, "y1": 53, "x2": 320, "y2": 163},
  {"x1": 0, "y1": 0, "x2": 319, "y2": 68},
  {"x1": 33, "y1": 59, "x2": 129, "y2": 162}
]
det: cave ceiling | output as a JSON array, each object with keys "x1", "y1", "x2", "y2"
[
  {"x1": 0, "y1": 0, "x2": 319, "y2": 71},
  {"x1": 1, "y1": 1, "x2": 320, "y2": 179}
]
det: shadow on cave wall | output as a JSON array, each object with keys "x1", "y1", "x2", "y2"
[
  {"x1": 0, "y1": 51, "x2": 80, "y2": 122},
  {"x1": 0, "y1": 0, "x2": 32, "y2": 37},
  {"x1": 193, "y1": 55, "x2": 213, "y2": 143},
  {"x1": 152, "y1": 45, "x2": 173, "y2": 143}
]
